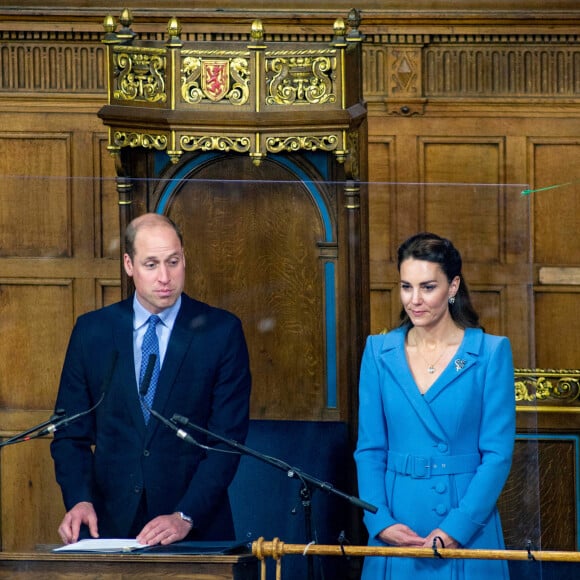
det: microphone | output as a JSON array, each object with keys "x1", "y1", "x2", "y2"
[
  {"x1": 30, "y1": 350, "x2": 119, "y2": 440},
  {"x1": 0, "y1": 409, "x2": 66, "y2": 448},
  {"x1": 148, "y1": 406, "x2": 199, "y2": 447},
  {"x1": 139, "y1": 353, "x2": 156, "y2": 397},
  {"x1": 138, "y1": 353, "x2": 198, "y2": 445},
  {"x1": 171, "y1": 413, "x2": 379, "y2": 514}
]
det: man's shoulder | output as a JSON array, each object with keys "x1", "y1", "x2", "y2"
[
  {"x1": 179, "y1": 293, "x2": 242, "y2": 327},
  {"x1": 76, "y1": 298, "x2": 132, "y2": 326}
]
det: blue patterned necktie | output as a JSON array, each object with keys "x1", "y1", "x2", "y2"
[{"x1": 139, "y1": 314, "x2": 161, "y2": 423}]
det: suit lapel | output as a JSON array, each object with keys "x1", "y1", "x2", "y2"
[
  {"x1": 423, "y1": 327, "x2": 482, "y2": 403},
  {"x1": 379, "y1": 328, "x2": 471, "y2": 442},
  {"x1": 145, "y1": 296, "x2": 198, "y2": 441},
  {"x1": 112, "y1": 298, "x2": 148, "y2": 438}
]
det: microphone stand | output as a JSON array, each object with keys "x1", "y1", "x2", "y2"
[
  {"x1": 149, "y1": 411, "x2": 377, "y2": 580},
  {"x1": 1, "y1": 351, "x2": 118, "y2": 449},
  {"x1": 0, "y1": 409, "x2": 66, "y2": 448},
  {"x1": 170, "y1": 413, "x2": 377, "y2": 516}
]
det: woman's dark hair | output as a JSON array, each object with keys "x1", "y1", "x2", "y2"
[{"x1": 397, "y1": 232, "x2": 482, "y2": 329}]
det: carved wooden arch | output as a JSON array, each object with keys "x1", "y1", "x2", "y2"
[{"x1": 98, "y1": 9, "x2": 368, "y2": 432}]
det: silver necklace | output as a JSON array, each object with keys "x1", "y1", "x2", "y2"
[{"x1": 416, "y1": 344, "x2": 447, "y2": 374}]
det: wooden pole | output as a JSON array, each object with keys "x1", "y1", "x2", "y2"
[{"x1": 252, "y1": 537, "x2": 580, "y2": 563}]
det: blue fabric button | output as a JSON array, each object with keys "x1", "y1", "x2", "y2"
[
  {"x1": 435, "y1": 503, "x2": 448, "y2": 516},
  {"x1": 435, "y1": 482, "x2": 447, "y2": 494},
  {"x1": 437, "y1": 442, "x2": 448, "y2": 453}
]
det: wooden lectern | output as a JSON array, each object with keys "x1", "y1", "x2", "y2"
[{"x1": 0, "y1": 550, "x2": 257, "y2": 579}]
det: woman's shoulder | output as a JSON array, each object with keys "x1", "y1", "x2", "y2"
[
  {"x1": 464, "y1": 327, "x2": 511, "y2": 355},
  {"x1": 366, "y1": 326, "x2": 406, "y2": 349}
]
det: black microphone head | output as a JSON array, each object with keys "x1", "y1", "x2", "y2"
[
  {"x1": 171, "y1": 413, "x2": 188, "y2": 426},
  {"x1": 139, "y1": 354, "x2": 157, "y2": 397}
]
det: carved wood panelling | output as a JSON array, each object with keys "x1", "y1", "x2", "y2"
[
  {"x1": 469, "y1": 287, "x2": 504, "y2": 337},
  {"x1": 535, "y1": 290, "x2": 580, "y2": 369},
  {"x1": 0, "y1": 135, "x2": 72, "y2": 257},
  {"x1": 0, "y1": 4, "x2": 578, "y2": 556},
  {"x1": 367, "y1": 139, "x2": 395, "y2": 270},
  {"x1": 0, "y1": 439, "x2": 62, "y2": 550},
  {"x1": 424, "y1": 37, "x2": 580, "y2": 97},
  {"x1": 96, "y1": 280, "x2": 121, "y2": 310},
  {"x1": 419, "y1": 139, "x2": 505, "y2": 263},
  {"x1": 93, "y1": 135, "x2": 119, "y2": 260},
  {"x1": 531, "y1": 140, "x2": 580, "y2": 265},
  {"x1": 0, "y1": 281, "x2": 73, "y2": 409},
  {"x1": 499, "y1": 436, "x2": 578, "y2": 550},
  {"x1": 0, "y1": 41, "x2": 106, "y2": 93},
  {"x1": 161, "y1": 155, "x2": 332, "y2": 421}
]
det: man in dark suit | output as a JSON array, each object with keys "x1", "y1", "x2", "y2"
[{"x1": 51, "y1": 212, "x2": 251, "y2": 546}]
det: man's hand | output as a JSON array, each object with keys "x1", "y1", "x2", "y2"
[
  {"x1": 136, "y1": 512, "x2": 192, "y2": 546},
  {"x1": 377, "y1": 523, "x2": 425, "y2": 547},
  {"x1": 58, "y1": 501, "x2": 98, "y2": 544}
]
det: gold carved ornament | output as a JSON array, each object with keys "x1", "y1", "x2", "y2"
[
  {"x1": 514, "y1": 369, "x2": 580, "y2": 410},
  {"x1": 102, "y1": 10, "x2": 362, "y2": 165}
]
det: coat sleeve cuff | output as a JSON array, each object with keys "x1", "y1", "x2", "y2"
[
  {"x1": 364, "y1": 506, "x2": 397, "y2": 540},
  {"x1": 439, "y1": 508, "x2": 485, "y2": 546}
]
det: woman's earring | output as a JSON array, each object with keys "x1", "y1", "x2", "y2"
[{"x1": 448, "y1": 295, "x2": 456, "y2": 305}]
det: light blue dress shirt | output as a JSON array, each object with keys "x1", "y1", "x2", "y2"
[{"x1": 132, "y1": 294, "x2": 181, "y2": 391}]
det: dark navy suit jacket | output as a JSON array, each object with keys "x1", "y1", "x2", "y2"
[{"x1": 51, "y1": 293, "x2": 251, "y2": 540}]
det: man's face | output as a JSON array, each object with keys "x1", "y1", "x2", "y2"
[{"x1": 123, "y1": 224, "x2": 185, "y2": 314}]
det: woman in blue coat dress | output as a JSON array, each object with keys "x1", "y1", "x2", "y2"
[{"x1": 354, "y1": 232, "x2": 515, "y2": 579}]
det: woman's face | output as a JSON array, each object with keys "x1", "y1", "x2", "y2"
[{"x1": 399, "y1": 258, "x2": 459, "y2": 329}]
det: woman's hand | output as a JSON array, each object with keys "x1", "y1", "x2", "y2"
[
  {"x1": 378, "y1": 523, "x2": 425, "y2": 547},
  {"x1": 422, "y1": 528, "x2": 459, "y2": 549}
]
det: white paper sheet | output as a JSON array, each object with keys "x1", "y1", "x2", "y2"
[{"x1": 53, "y1": 538, "x2": 147, "y2": 553}]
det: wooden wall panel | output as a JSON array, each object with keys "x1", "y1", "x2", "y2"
[
  {"x1": 499, "y1": 436, "x2": 579, "y2": 551},
  {"x1": 0, "y1": 0, "x2": 578, "y2": 557},
  {"x1": 164, "y1": 157, "x2": 329, "y2": 420},
  {"x1": 0, "y1": 281, "x2": 73, "y2": 409},
  {"x1": 534, "y1": 290, "x2": 580, "y2": 369},
  {"x1": 96, "y1": 280, "x2": 121, "y2": 310},
  {"x1": 0, "y1": 135, "x2": 71, "y2": 258},
  {"x1": 0, "y1": 111, "x2": 118, "y2": 551},
  {"x1": 93, "y1": 135, "x2": 120, "y2": 261},
  {"x1": 367, "y1": 139, "x2": 395, "y2": 274},
  {"x1": 469, "y1": 287, "x2": 503, "y2": 337},
  {"x1": 532, "y1": 141, "x2": 580, "y2": 265},
  {"x1": 0, "y1": 439, "x2": 62, "y2": 551},
  {"x1": 420, "y1": 140, "x2": 504, "y2": 264}
]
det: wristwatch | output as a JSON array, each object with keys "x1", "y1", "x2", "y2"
[{"x1": 177, "y1": 511, "x2": 194, "y2": 527}]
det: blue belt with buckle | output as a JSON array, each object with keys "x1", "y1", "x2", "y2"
[{"x1": 386, "y1": 450, "x2": 481, "y2": 479}]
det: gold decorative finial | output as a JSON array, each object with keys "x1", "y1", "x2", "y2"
[
  {"x1": 333, "y1": 18, "x2": 346, "y2": 37},
  {"x1": 166, "y1": 17, "x2": 182, "y2": 47},
  {"x1": 117, "y1": 8, "x2": 137, "y2": 42},
  {"x1": 167, "y1": 17, "x2": 182, "y2": 38},
  {"x1": 250, "y1": 19, "x2": 264, "y2": 42},
  {"x1": 119, "y1": 9, "x2": 133, "y2": 29},
  {"x1": 102, "y1": 14, "x2": 119, "y2": 43},
  {"x1": 331, "y1": 17, "x2": 347, "y2": 47},
  {"x1": 103, "y1": 15, "x2": 116, "y2": 34}
]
